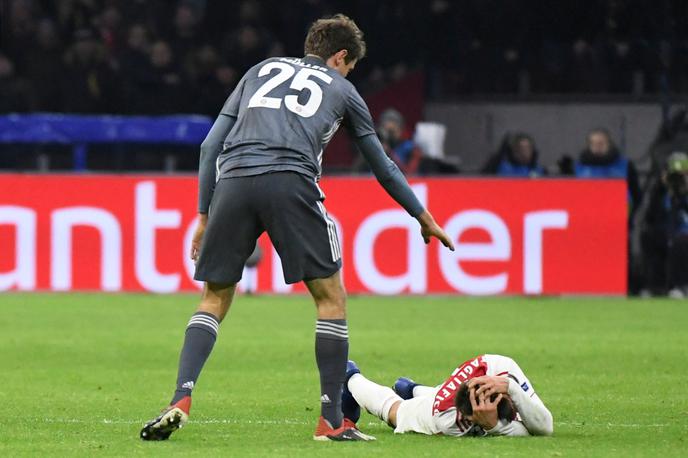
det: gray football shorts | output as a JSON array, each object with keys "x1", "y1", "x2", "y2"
[{"x1": 194, "y1": 172, "x2": 342, "y2": 285}]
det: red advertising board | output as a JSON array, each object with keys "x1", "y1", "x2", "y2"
[{"x1": 0, "y1": 175, "x2": 627, "y2": 295}]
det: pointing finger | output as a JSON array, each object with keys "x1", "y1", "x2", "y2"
[{"x1": 440, "y1": 232, "x2": 455, "y2": 251}]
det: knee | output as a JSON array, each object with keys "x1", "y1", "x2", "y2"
[
  {"x1": 315, "y1": 292, "x2": 347, "y2": 319},
  {"x1": 199, "y1": 282, "x2": 235, "y2": 321},
  {"x1": 387, "y1": 400, "x2": 402, "y2": 427}
]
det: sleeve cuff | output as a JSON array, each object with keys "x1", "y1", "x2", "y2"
[{"x1": 486, "y1": 419, "x2": 510, "y2": 435}]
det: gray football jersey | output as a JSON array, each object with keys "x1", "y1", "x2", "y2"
[{"x1": 216, "y1": 56, "x2": 376, "y2": 180}]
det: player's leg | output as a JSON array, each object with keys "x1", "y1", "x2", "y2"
[
  {"x1": 347, "y1": 375, "x2": 437, "y2": 435},
  {"x1": 347, "y1": 371, "x2": 403, "y2": 427},
  {"x1": 305, "y1": 272, "x2": 349, "y2": 428},
  {"x1": 259, "y1": 175, "x2": 345, "y2": 424},
  {"x1": 394, "y1": 376, "x2": 440, "y2": 399},
  {"x1": 259, "y1": 173, "x2": 372, "y2": 440},
  {"x1": 141, "y1": 177, "x2": 261, "y2": 441},
  {"x1": 347, "y1": 369, "x2": 439, "y2": 436},
  {"x1": 178, "y1": 177, "x2": 262, "y2": 401},
  {"x1": 170, "y1": 282, "x2": 235, "y2": 404},
  {"x1": 412, "y1": 385, "x2": 439, "y2": 397},
  {"x1": 140, "y1": 283, "x2": 234, "y2": 441}
]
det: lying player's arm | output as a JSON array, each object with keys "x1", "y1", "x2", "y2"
[
  {"x1": 487, "y1": 379, "x2": 553, "y2": 436},
  {"x1": 470, "y1": 375, "x2": 553, "y2": 436},
  {"x1": 353, "y1": 134, "x2": 454, "y2": 250},
  {"x1": 486, "y1": 418, "x2": 530, "y2": 436},
  {"x1": 467, "y1": 389, "x2": 529, "y2": 436}
]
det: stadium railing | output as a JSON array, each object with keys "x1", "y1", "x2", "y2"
[{"x1": 0, "y1": 114, "x2": 212, "y2": 171}]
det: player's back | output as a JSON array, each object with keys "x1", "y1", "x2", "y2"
[{"x1": 217, "y1": 55, "x2": 367, "y2": 181}]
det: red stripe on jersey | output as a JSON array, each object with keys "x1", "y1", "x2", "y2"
[{"x1": 433, "y1": 355, "x2": 488, "y2": 415}]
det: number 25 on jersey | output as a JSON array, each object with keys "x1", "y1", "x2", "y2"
[{"x1": 248, "y1": 62, "x2": 332, "y2": 118}]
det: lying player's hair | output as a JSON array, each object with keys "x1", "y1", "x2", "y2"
[
  {"x1": 304, "y1": 14, "x2": 366, "y2": 64},
  {"x1": 455, "y1": 383, "x2": 516, "y2": 422}
]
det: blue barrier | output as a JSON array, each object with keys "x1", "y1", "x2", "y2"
[{"x1": 0, "y1": 114, "x2": 213, "y2": 170}]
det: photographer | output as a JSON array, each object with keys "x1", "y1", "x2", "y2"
[
  {"x1": 377, "y1": 109, "x2": 424, "y2": 176},
  {"x1": 642, "y1": 152, "x2": 688, "y2": 297}
]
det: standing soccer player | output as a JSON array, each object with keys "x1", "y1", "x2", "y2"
[{"x1": 140, "y1": 14, "x2": 454, "y2": 442}]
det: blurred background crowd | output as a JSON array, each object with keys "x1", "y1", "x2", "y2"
[
  {"x1": 1, "y1": 0, "x2": 687, "y2": 297},
  {"x1": 4, "y1": 0, "x2": 688, "y2": 114}
]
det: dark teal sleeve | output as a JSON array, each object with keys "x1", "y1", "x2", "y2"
[
  {"x1": 344, "y1": 87, "x2": 377, "y2": 138},
  {"x1": 198, "y1": 113, "x2": 236, "y2": 213},
  {"x1": 353, "y1": 134, "x2": 425, "y2": 217}
]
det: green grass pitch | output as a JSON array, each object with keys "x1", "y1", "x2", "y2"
[{"x1": 1, "y1": 293, "x2": 686, "y2": 457}]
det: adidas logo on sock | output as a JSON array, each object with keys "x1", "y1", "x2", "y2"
[
  {"x1": 182, "y1": 381, "x2": 195, "y2": 390},
  {"x1": 320, "y1": 394, "x2": 331, "y2": 404}
]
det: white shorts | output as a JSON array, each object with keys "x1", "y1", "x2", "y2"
[{"x1": 394, "y1": 391, "x2": 440, "y2": 435}]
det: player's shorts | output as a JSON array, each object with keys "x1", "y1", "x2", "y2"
[
  {"x1": 394, "y1": 392, "x2": 440, "y2": 435},
  {"x1": 194, "y1": 172, "x2": 342, "y2": 285}
]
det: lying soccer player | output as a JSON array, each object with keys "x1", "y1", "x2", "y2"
[{"x1": 343, "y1": 354, "x2": 553, "y2": 437}]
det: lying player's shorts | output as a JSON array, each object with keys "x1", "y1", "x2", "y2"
[
  {"x1": 394, "y1": 391, "x2": 441, "y2": 435},
  {"x1": 194, "y1": 172, "x2": 342, "y2": 284}
]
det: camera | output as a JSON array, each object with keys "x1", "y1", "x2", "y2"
[{"x1": 666, "y1": 171, "x2": 688, "y2": 197}]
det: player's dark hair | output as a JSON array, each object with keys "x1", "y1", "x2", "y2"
[
  {"x1": 304, "y1": 14, "x2": 366, "y2": 63},
  {"x1": 455, "y1": 383, "x2": 516, "y2": 422}
]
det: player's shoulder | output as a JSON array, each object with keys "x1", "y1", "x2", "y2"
[{"x1": 245, "y1": 57, "x2": 281, "y2": 75}]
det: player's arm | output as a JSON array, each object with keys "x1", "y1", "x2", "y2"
[
  {"x1": 345, "y1": 89, "x2": 454, "y2": 250},
  {"x1": 353, "y1": 134, "x2": 453, "y2": 250},
  {"x1": 471, "y1": 375, "x2": 553, "y2": 436},
  {"x1": 504, "y1": 378, "x2": 553, "y2": 436},
  {"x1": 191, "y1": 76, "x2": 246, "y2": 260},
  {"x1": 485, "y1": 418, "x2": 530, "y2": 436},
  {"x1": 467, "y1": 385, "x2": 529, "y2": 437},
  {"x1": 197, "y1": 114, "x2": 236, "y2": 214}
]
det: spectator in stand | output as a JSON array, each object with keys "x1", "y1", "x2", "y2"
[
  {"x1": 118, "y1": 24, "x2": 152, "y2": 113},
  {"x1": 482, "y1": 133, "x2": 545, "y2": 177},
  {"x1": 641, "y1": 152, "x2": 688, "y2": 298},
  {"x1": 168, "y1": 3, "x2": 204, "y2": 74},
  {"x1": 377, "y1": 109, "x2": 424, "y2": 176},
  {"x1": 96, "y1": 5, "x2": 124, "y2": 55},
  {"x1": 23, "y1": 19, "x2": 63, "y2": 111},
  {"x1": 570, "y1": 128, "x2": 642, "y2": 215},
  {"x1": 0, "y1": 53, "x2": 33, "y2": 112},
  {"x1": 561, "y1": 128, "x2": 643, "y2": 295},
  {"x1": 61, "y1": 28, "x2": 121, "y2": 113},
  {"x1": 607, "y1": 40, "x2": 638, "y2": 94},
  {"x1": 5, "y1": 0, "x2": 38, "y2": 69},
  {"x1": 223, "y1": 24, "x2": 270, "y2": 75},
  {"x1": 137, "y1": 40, "x2": 188, "y2": 114},
  {"x1": 189, "y1": 45, "x2": 239, "y2": 116},
  {"x1": 566, "y1": 38, "x2": 607, "y2": 93}
]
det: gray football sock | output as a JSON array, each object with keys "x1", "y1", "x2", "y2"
[
  {"x1": 315, "y1": 319, "x2": 349, "y2": 428},
  {"x1": 170, "y1": 312, "x2": 219, "y2": 404}
]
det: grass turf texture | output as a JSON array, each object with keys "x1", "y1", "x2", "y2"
[{"x1": 1, "y1": 294, "x2": 686, "y2": 457}]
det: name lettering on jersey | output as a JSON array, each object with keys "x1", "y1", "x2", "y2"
[
  {"x1": 433, "y1": 356, "x2": 488, "y2": 416},
  {"x1": 279, "y1": 57, "x2": 329, "y2": 73}
]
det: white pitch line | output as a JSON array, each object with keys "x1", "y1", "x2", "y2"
[
  {"x1": 558, "y1": 422, "x2": 671, "y2": 428},
  {"x1": 39, "y1": 418, "x2": 312, "y2": 426},
  {"x1": 32, "y1": 418, "x2": 679, "y2": 429}
]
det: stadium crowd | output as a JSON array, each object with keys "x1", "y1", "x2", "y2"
[
  {"x1": 4, "y1": 0, "x2": 688, "y2": 115},
  {"x1": 1, "y1": 0, "x2": 686, "y2": 296}
]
